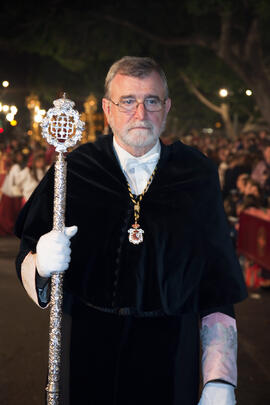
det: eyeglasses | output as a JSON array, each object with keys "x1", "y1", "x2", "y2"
[{"x1": 109, "y1": 96, "x2": 167, "y2": 113}]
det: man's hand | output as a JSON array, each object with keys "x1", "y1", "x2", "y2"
[
  {"x1": 36, "y1": 226, "x2": 78, "y2": 278},
  {"x1": 198, "y1": 382, "x2": 236, "y2": 405}
]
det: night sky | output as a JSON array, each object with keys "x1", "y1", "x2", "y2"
[{"x1": 0, "y1": 1, "x2": 269, "y2": 135}]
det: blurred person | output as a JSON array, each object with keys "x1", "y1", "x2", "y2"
[
  {"x1": 0, "y1": 150, "x2": 27, "y2": 235},
  {"x1": 204, "y1": 146, "x2": 218, "y2": 164},
  {"x1": 258, "y1": 130, "x2": 269, "y2": 142},
  {"x1": 223, "y1": 174, "x2": 249, "y2": 219},
  {"x1": 217, "y1": 147, "x2": 230, "y2": 189},
  {"x1": 222, "y1": 152, "x2": 251, "y2": 199},
  {"x1": 251, "y1": 141, "x2": 270, "y2": 187},
  {"x1": 0, "y1": 143, "x2": 7, "y2": 188},
  {"x1": 244, "y1": 178, "x2": 262, "y2": 200},
  {"x1": 16, "y1": 153, "x2": 48, "y2": 204},
  {"x1": 236, "y1": 175, "x2": 270, "y2": 288},
  {"x1": 237, "y1": 194, "x2": 261, "y2": 216},
  {"x1": 236, "y1": 173, "x2": 249, "y2": 197},
  {"x1": 224, "y1": 174, "x2": 249, "y2": 250},
  {"x1": 15, "y1": 56, "x2": 247, "y2": 405},
  {"x1": 183, "y1": 134, "x2": 194, "y2": 146},
  {"x1": 236, "y1": 179, "x2": 263, "y2": 216},
  {"x1": 246, "y1": 133, "x2": 258, "y2": 153},
  {"x1": 239, "y1": 156, "x2": 270, "y2": 287},
  {"x1": 262, "y1": 173, "x2": 270, "y2": 207},
  {"x1": 45, "y1": 145, "x2": 56, "y2": 165},
  {"x1": 27, "y1": 143, "x2": 46, "y2": 168},
  {"x1": 239, "y1": 132, "x2": 258, "y2": 152},
  {"x1": 5, "y1": 138, "x2": 19, "y2": 154},
  {"x1": 224, "y1": 189, "x2": 239, "y2": 218}
]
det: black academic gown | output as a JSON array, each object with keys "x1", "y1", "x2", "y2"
[{"x1": 15, "y1": 135, "x2": 247, "y2": 405}]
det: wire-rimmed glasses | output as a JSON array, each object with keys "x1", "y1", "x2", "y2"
[{"x1": 109, "y1": 96, "x2": 167, "y2": 113}]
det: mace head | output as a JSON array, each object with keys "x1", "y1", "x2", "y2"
[{"x1": 41, "y1": 93, "x2": 85, "y2": 152}]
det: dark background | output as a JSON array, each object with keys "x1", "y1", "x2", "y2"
[
  {"x1": 1, "y1": 2, "x2": 270, "y2": 403},
  {"x1": 1, "y1": 0, "x2": 270, "y2": 139}
]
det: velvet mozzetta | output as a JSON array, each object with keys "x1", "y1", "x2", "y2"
[{"x1": 15, "y1": 134, "x2": 247, "y2": 315}]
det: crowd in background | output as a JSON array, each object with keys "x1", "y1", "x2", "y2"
[
  {"x1": 1, "y1": 129, "x2": 270, "y2": 287},
  {"x1": 183, "y1": 128, "x2": 270, "y2": 289},
  {"x1": 183, "y1": 129, "x2": 270, "y2": 215},
  {"x1": 0, "y1": 136, "x2": 55, "y2": 236}
]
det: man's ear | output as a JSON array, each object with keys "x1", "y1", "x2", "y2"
[
  {"x1": 165, "y1": 98, "x2": 171, "y2": 115},
  {"x1": 102, "y1": 98, "x2": 110, "y2": 120}
]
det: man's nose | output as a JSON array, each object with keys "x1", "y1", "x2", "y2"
[{"x1": 134, "y1": 102, "x2": 147, "y2": 120}]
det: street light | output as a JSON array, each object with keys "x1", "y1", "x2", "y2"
[
  {"x1": 246, "y1": 89, "x2": 252, "y2": 96},
  {"x1": 10, "y1": 105, "x2": 18, "y2": 114},
  {"x1": 33, "y1": 106, "x2": 45, "y2": 123},
  {"x1": 2, "y1": 105, "x2": 9, "y2": 113},
  {"x1": 219, "y1": 88, "x2": 228, "y2": 98},
  {"x1": 6, "y1": 112, "x2": 14, "y2": 122},
  {"x1": 2, "y1": 81, "x2": 9, "y2": 88},
  {"x1": 34, "y1": 113, "x2": 43, "y2": 123}
]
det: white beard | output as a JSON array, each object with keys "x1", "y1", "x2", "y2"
[{"x1": 109, "y1": 117, "x2": 167, "y2": 149}]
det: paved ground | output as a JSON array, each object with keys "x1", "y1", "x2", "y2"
[
  {"x1": 0, "y1": 236, "x2": 269, "y2": 404},
  {"x1": 0, "y1": 237, "x2": 48, "y2": 405}
]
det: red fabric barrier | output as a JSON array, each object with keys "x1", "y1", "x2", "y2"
[{"x1": 238, "y1": 208, "x2": 270, "y2": 271}]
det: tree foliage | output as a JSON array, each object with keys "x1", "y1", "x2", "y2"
[{"x1": 1, "y1": 0, "x2": 269, "y2": 131}]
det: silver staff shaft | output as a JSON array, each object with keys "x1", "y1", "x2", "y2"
[
  {"x1": 41, "y1": 93, "x2": 84, "y2": 404},
  {"x1": 46, "y1": 152, "x2": 67, "y2": 405}
]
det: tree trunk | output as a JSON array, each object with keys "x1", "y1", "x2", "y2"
[
  {"x1": 221, "y1": 57, "x2": 270, "y2": 129},
  {"x1": 217, "y1": 17, "x2": 270, "y2": 130},
  {"x1": 101, "y1": 13, "x2": 270, "y2": 130},
  {"x1": 180, "y1": 72, "x2": 236, "y2": 139},
  {"x1": 246, "y1": 74, "x2": 270, "y2": 129},
  {"x1": 220, "y1": 103, "x2": 237, "y2": 139}
]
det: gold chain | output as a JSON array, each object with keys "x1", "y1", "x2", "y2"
[{"x1": 126, "y1": 166, "x2": 158, "y2": 228}]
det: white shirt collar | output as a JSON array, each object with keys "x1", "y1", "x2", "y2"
[{"x1": 113, "y1": 136, "x2": 161, "y2": 172}]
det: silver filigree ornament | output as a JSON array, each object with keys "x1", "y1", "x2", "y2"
[
  {"x1": 41, "y1": 94, "x2": 85, "y2": 152},
  {"x1": 40, "y1": 94, "x2": 84, "y2": 405}
]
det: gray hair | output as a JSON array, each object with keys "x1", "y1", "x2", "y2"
[{"x1": 104, "y1": 56, "x2": 169, "y2": 98}]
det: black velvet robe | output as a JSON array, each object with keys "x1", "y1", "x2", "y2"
[{"x1": 15, "y1": 135, "x2": 247, "y2": 405}]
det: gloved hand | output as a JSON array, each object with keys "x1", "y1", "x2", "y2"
[
  {"x1": 198, "y1": 382, "x2": 236, "y2": 405},
  {"x1": 36, "y1": 226, "x2": 78, "y2": 278}
]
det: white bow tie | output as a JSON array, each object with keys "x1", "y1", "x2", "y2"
[{"x1": 124, "y1": 153, "x2": 160, "y2": 173}]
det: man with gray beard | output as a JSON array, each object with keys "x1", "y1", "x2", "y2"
[{"x1": 15, "y1": 56, "x2": 247, "y2": 405}]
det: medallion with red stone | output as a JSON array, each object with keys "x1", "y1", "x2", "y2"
[{"x1": 128, "y1": 223, "x2": 144, "y2": 245}]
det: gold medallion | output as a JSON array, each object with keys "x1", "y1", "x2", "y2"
[
  {"x1": 126, "y1": 165, "x2": 158, "y2": 245},
  {"x1": 128, "y1": 224, "x2": 144, "y2": 245}
]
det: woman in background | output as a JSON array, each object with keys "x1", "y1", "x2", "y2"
[
  {"x1": 0, "y1": 150, "x2": 27, "y2": 235},
  {"x1": 17, "y1": 153, "x2": 47, "y2": 205}
]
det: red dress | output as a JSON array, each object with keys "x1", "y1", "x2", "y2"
[
  {"x1": 0, "y1": 164, "x2": 23, "y2": 236},
  {"x1": 0, "y1": 193, "x2": 23, "y2": 235}
]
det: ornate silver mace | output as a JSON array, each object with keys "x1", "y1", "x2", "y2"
[{"x1": 41, "y1": 94, "x2": 85, "y2": 404}]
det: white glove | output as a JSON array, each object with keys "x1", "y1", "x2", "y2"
[
  {"x1": 198, "y1": 382, "x2": 236, "y2": 405},
  {"x1": 36, "y1": 226, "x2": 78, "y2": 278}
]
